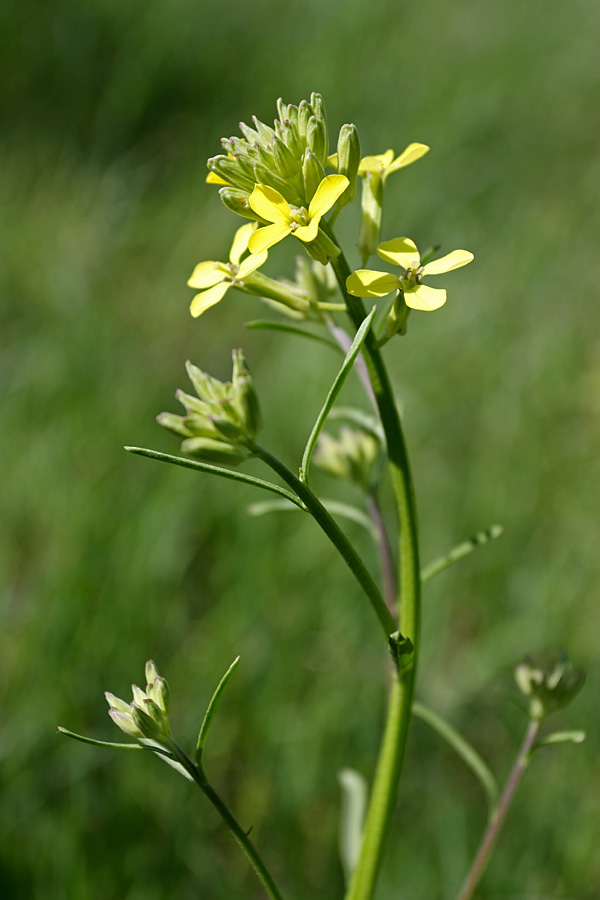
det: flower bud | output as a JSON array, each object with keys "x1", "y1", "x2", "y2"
[
  {"x1": 219, "y1": 187, "x2": 261, "y2": 221},
  {"x1": 358, "y1": 171, "x2": 383, "y2": 263},
  {"x1": 232, "y1": 349, "x2": 261, "y2": 439},
  {"x1": 307, "y1": 115, "x2": 328, "y2": 167},
  {"x1": 302, "y1": 149, "x2": 326, "y2": 202},
  {"x1": 297, "y1": 99, "x2": 311, "y2": 138},
  {"x1": 336, "y1": 124, "x2": 361, "y2": 207},
  {"x1": 208, "y1": 155, "x2": 255, "y2": 192},
  {"x1": 515, "y1": 654, "x2": 585, "y2": 721},
  {"x1": 272, "y1": 135, "x2": 301, "y2": 179}
]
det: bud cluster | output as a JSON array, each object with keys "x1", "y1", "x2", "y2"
[
  {"x1": 209, "y1": 94, "x2": 360, "y2": 224},
  {"x1": 514, "y1": 654, "x2": 585, "y2": 721},
  {"x1": 314, "y1": 426, "x2": 382, "y2": 493},
  {"x1": 106, "y1": 660, "x2": 171, "y2": 742},
  {"x1": 157, "y1": 351, "x2": 261, "y2": 466}
]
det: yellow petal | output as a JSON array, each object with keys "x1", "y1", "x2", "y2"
[
  {"x1": 190, "y1": 281, "x2": 231, "y2": 317},
  {"x1": 187, "y1": 261, "x2": 224, "y2": 289},
  {"x1": 326, "y1": 153, "x2": 339, "y2": 168},
  {"x1": 404, "y1": 284, "x2": 446, "y2": 311},
  {"x1": 421, "y1": 250, "x2": 474, "y2": 276},
  {"x1": 377, "y1": 238, "x2": 420, "y2": 270},
  {"x1": 249, "y1": 184, "x2": 291, "y2": 224},
  {"x1": 229, "y1": 222, "x2": 257, "y2": 265},
  {"x1": 294, "y1": 218, "x2": 320, "y2": 243},
  {"x1": 307, "y1": 175, "x2": 349, "y2": 220},
  {"x1": 237, "y1": 249, "x2": 268, "y2": 277},
  {"x1": 206, "y1": 171, "x2": 229, "y2": 185},
  {"x1": 383, "y1": 143, "x2": 430, "y2": 178},
  {"x1": 358, "y1": 150, "x2": 395, "y2": 175},
  {"x1": 248, "y1": 222, "x2": 292, "y2": 254},
  {"x1": 346, "y1": 269, "x2": 401, "y2": 298}
]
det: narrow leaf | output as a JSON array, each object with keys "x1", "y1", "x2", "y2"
[
  {"x1": 125, "y1": 447, "x2": 303, "y2": 508},
  {"x1": 421, "y1": 524, "x2": 504, "y2": 584},
  {"x1": 245, "y1": 320, "x2": 341, "y2": 351},
  {"x1": 195, "y1": 657, "x2": 241, "y2": 765},
  {"x1": 533, "y1": 730, "x2": 586, "y2": 750},
  {"x1": 413, "y1": 702, "x2": 499, "y2": 818},
  {"x1": 300, "y1": 307, "x2": 376, "y2": 484},
  {"x1": 57, "y1": 727, "x2": 170, "y2": 756},
  {"x1": 247, "y1": 498, "x2": 376, "y2": 538},
  {"x1": 338, "y1": 768, "x2": 368, "y2": 886}
]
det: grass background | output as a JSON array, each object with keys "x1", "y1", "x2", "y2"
[{"x1": 1, "y1": 1, "x2": 599, "y2": 898}]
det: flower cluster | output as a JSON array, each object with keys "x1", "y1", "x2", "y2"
[
  {"x1": 106, "y1": 660, "x2": 171, "y2": 742},
  {"x1": 514, "y1": 654, "x2": 585, "y2": 721},
  {"x1": 157, "y1": 351, "x2": 261, "y2": 465}
]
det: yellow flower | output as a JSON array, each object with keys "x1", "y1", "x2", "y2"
[
  {"x1": 328, "y1": 143, "x2": 429, "y2": 182},
  {"x1": 346, "y1": 238, "x2": 474, "y2": 311},
  {"x1": 247, "y1": 175, "x2": 349, "y2": 254},
  {"x1": 206, "y1": 171, "x2": 229, "y2": 185},
  {"x1": 187, "y1": 223, "x2": 268, "y2": 318}
]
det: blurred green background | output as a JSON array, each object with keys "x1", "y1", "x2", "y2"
[{"x1": 2, "y1": 1, "x2": 599, "y2": 898}]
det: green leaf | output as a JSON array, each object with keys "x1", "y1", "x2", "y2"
[
  {"x1": 247, "y1": 498, "x2": 376, "y2": 538},
  {"x1": 533, "y1": 730, "x2": 586, "y2": 750},
  {"x1": 412, "y1": 702, "x2": 499, "y2": 819},
  {"x1": 300, "y1": 307, "x2": 376, "y2": 484},
  {"x1": 421, "y1": 524, "x2": 504, "y2": 584},
  {"x1": 124, "y1": 447, "x2": 304, "y2": 508},
  {"x1": 195, "y1": 657, "x2": 241, "y2": 765},
  {"x1": 338, "y1": 768, "x2": 368, "y2": 886},
  {"x1": 245, "y1": 320, "x2": 342, "y2": 352},
  {"x1": 57, "y1": 727, "x2": 171, "y2": 756}
]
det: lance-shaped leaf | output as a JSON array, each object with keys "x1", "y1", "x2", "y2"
[
  {"x1": 338, "y1": 768, "x2": 368, "y2": 886},
  {"x1": 195, "y1": 657, "x2": 241, "y2": 765},
  {"x1": 125, "y1": 447, "x2": 304, "y2": 508},
  {"x1": 300, "y1": 307, "x2": 376, "y2": 484},
  {"x1": 413, "y1": 702, "x2": 499, "y2": 819}
]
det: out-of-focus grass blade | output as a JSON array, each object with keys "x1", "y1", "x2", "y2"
[
  {"x1": 413, "y1": 702, "x2": 499, "y2": 819},
  {"x1": 125, "y1": 446, "x2": 303, "y2": 508},
  {"x1": 195, "y1": 656, "x2": 241, "y2": 765},
  {"x1": 245, "y1": 320, "x2": 342, "y2": 351},
  {"x1": 338, "y1": 768, "x2": 368, "y2": 886},
  {"x1": 421, "y1": 524, "x2": 504, "y2": 584},
  {"x1": 300, "y1": 307, "x2": 376, "y2": 484},
  {"x1": 247, "y1": 498, "x2": 377, "y2": 538}
]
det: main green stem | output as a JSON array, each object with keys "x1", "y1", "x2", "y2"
[
  {"x1": 329, "y1": 243, "x2": 422, "y2": 900},
  {"x1": 252, "y1": 443, "x2": 395, "y2": 638},
  {"x1": 167, "y1": 742, "x2": 287, "y2": 900}
]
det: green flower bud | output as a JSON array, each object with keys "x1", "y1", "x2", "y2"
[
  {"x1": 219, "y1": 188, "x2": 261, "y2": 222},
  {"x1": 272, "y1": 135, "x2": 302, "y2": 179},
  {"x1": 251, "y1": 115, "x2": 276, "y2": 145},
  {"x1": 314, "y1": 426, "x2": 381, "y2": 492},
  {"x1": 336, "y1": 124, "x2": 361, "y2": 207},
  {"x1": 302, "y1": 149, "x2": 326, "y2": 202},
  {"x1": 358, "y1": 171, "x2": 383, "y2": 263},
  {"x1": 307, "y1": 115, "x2": 328, "y2": 167},
  {"x1": 232, "y1": 349, "x2": 261, "y2": 438},
  {"x1": 131, "y1": 703, "x2": 163, "y2": 740},
  {"x1": 310, "y1": 92, "x2": 327, "y2": 127},
  {"x1": 297, "y1": 99, "x2": 311, "y2": 138},
  {"x1": 208, "y1": 155, "x2": 255, "y2": 192},
  {"x1": 385, "y1": 293, "x2": 411, "y2": 338}
]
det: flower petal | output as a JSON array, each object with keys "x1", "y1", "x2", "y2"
[
  {"x1": 249, "y1": 184, "x2": 291, "y2": 224},
  {"x1": 421, "y1": 250, "x2": 474, "y2": 276},
  {"x1": 307, "y1": 175, "x2": 349, "y2": 220},
  {"x1": 346, "y1": 269, "x2": 401, "y2": 298},
  {"x1": 294, "y1": 218, "x2": 320, "y2": 243},
  {"x1": 229, "y1": 222, "x2": 257, "y2": 265},
  {"x1": 190, "y1": 281, "x2": 231, "y2": 318},
  {"x1": 404, "y1": 284, "x2": 447, "y2": 311},
  {"x1": 383, "y1": 143, "x2": 430, "y2": 178},
  {"x1": 248, "y1": 222, "x2": 292, "y2": 254},
  {"x1": 206, "y1": 171, "x2": 229, "y2": 185},
  {"x1": 237, "y1": 249, "x2": 268, "y2": 277},
  {"x1": 358, "y1": 150, "x2": 395, "y2": 175},
  {"x1": 326, "y1": 152, "x2": 339, "y2": 168},
  {"x1": 187, "y1": 261, "x2": 225, "y2": 289},
  {"x1": 377, "y1": 238, "x2": 420, "y2": 270}
]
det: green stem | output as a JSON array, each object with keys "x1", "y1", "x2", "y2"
[
  {"x1": 252, "y1": 443, "x2": 395, "y2": 638},
  {"x1": 327, "y1": 238, "x2": 421, "y2": 900},
  {"x1": 455, "y1": 719, "x2": 541, "y2": 900},
  {"x1": 167, "y1": 741, "x2": 287, "y2": 900}
]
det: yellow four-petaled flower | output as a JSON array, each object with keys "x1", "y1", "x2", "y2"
[
  {"x1": 187, "y1": 222, "x2": 268, "y2": 318},
  {"x1": 347, "y1": 238, "x2": 474, "y2": 311},
  {"x1": 247, "y1": 175, "x2": 349, "y2": 254}
]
